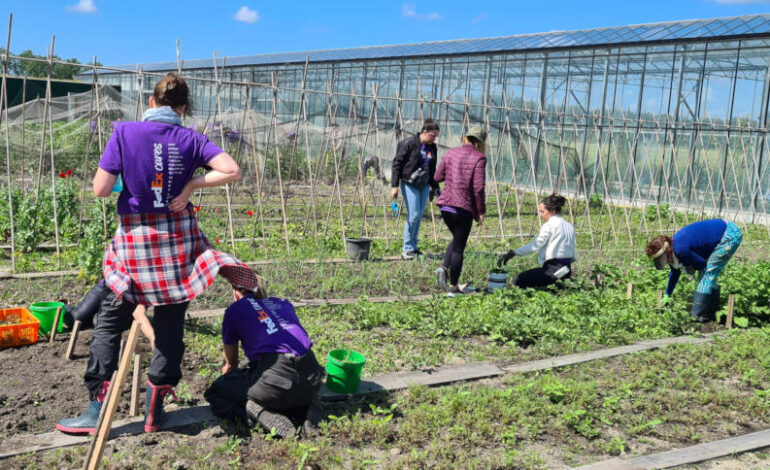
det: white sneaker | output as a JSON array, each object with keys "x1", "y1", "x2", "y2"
[
  {"x1": 446, "y1": 284, "x2": 475, "y2": 297},
  {"x1": 435, "y1": 267, "x2": 448, "y2": 291}
]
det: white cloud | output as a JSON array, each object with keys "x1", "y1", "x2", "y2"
[
  {"x1": 66, "y1": 0, "x2": 97, "y2": 14},
  {"x1": 402, "y1": 3, "x2": 443, "y2": 20},
  {"x1": 472, "y1": 14, "x2": 487, "y2": 24},
  {"x1": 234, "y1": 6, "x2": 259, "y2": 24}
]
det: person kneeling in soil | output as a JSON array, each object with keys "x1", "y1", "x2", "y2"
[
  {"x1": 59, "y1": 279, "x2": 155, "y2": 346},
  {"x1": 204, "y1": 280, "x2": 325, "y2": 438},
  {"x1": 646, "y1": 219, "x2": 742, "y2": 323},
  {"x1": 497, "y1": 193, "x2": 576, "y2": 289}
]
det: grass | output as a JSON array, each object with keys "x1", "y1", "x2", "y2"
[{"x1": 11, "y1": 327, "x2": 770, "y2": 469}]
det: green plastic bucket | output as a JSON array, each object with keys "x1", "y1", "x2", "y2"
[
  {"x1": 325, "y1": 349, "x2": 366, "y2": 394},
  {"x1": 29, "y1": 302, "x2": 66, "y2": 335}
]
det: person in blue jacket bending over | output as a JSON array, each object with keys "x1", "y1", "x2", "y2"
[{"x1": 646, "y1": 219, "x2": 742, "y2": 323}]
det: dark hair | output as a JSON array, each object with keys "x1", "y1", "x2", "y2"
[
  {"x1": 463, "y1": 135, "x2": 486, "y2": 154},
  {"x1": 421, "y1": 119, "x2": 440, "y2": 133},
  {"x1": 541, "y1": 193, "x2": 566, "y2": 214},
  {"x1": 646, "y1": 235, "x2": 672, "y2": 257},
  {"x1": 153, "y1": 73, "x2": 191, "y2": 115},
  {"x1": 235, "y1": 275, "x2": 267, "y2": 300}
]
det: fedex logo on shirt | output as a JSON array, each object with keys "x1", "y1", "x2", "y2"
[
  {"x1": 248, "y1": 298, "x2": 278, "y2": 334},
  {"x1": 151, "y1": 142, "x2": 164, "y2": 208}
]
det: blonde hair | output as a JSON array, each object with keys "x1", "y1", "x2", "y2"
[{"x1": 462, "y1": 136, "x2": 486, "y2": 155}]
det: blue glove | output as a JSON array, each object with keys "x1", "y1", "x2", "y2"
[
  {"x1": 391, "y1": 200, "x2": 399, "y2": 217},
  {"x1": 112, "y1": 175, "x2": 123, "y2": 193}
]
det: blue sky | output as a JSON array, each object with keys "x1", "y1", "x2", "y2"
[{"x1": 3, "y1": 0, "x2": 770, "y2": 66}]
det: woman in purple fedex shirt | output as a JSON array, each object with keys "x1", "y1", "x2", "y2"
[
  {"x1": 205, "y1": 280, "x2": 325, "y2": 438},
  {"x1": 57, "y1": 73, "x2": 259, "y2": 436}
]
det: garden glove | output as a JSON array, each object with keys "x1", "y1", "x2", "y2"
[
  {"x1": 660, "y1": 294, "x2": 671, "y2": 307},
  {"x1": 497, "y1": 250, "x2": 515, "y2": 268}
]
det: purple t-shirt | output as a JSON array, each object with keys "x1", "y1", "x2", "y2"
[
  {"x1": 99, "y1": 121, "x2": 224, "y2": 214},
  {"x1": 222, "y1": 296, "x2": 312, "y2": 361}
]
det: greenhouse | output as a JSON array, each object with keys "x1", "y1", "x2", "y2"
[{"x1": 90, "y1": 13, "x2": 770, "y2": 221}]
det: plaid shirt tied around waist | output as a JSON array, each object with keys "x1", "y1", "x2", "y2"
[{"x1": 103, "y1": 207, "x2": 258, "y2": 305}]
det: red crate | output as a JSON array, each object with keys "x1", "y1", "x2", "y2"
[{"x1": 0, "y1": 307, "x2": 40, "y2": 348}]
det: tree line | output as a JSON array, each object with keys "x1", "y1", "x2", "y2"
[{"x1": 0, "y1": 48, "x2": 97, "y2": 80}]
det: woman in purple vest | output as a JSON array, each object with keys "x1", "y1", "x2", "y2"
[
  {"x1": 205, "y1": 279, "x2": 325, "y2": 438},
  {"x1": 432, "y1": 126, "x2": 487, "y2": 297}
]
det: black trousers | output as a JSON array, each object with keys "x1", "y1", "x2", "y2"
[
  {"x1": 441, "y1": 210, "x2": 474, "y2": 286},
  {"x1": 514, "y1": 259, "x2": 572, "y2": 289},
  {"x1": 205, "y1": 350, "x2": 325, "y2": 422},
  {"x1": 84, "y1": 285, "x2": 189, "y2": 400}
]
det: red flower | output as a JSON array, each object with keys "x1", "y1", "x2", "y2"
[
  {"x1": 59, "y1": 172, "x2": 66, "y2": 179},
  {"x1": 215, "y1": 207, "x2": 219, "y2": 213},
  {"x1": 215, "y1": 238, "x2": 220, "y2": 244},
  {"x1": 67, "y1": 169, "x2": 73, "y2": 176},
  {"x1": 247, "y1": 210, "x2": 254, "y2": 216},
  {"x1": 195, "y1": 205, "x2": 201, "y2": 212}
]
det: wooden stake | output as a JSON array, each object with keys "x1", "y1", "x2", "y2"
[
  {"x1": 129, "y1": 354, "x2": 141, "y2": 418},
  {"x1": 65, "y1": 320, "x2": 82, "y2": 359},
  {"x1": 626, "y1": 282, "x2": 633, "y2": 299},
  {"x1": 49, "y1": 305, "x2": 62, "y2": 343},
  {"x1": 657, "y1": 290, "x2": 663, "y2": 303},
  {"x1": 726, "y1": 294, "x2": 735, "y2": 329},
  {"x1": 84, "y1": 320, "x2": 140, "y2": 470},
  {"x1": 118, "y1": 338, "x2": 126, "y2": 362}
]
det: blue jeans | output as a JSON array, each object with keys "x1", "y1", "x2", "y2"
[{"x1": 401, "y1": 182, "x2": 430, "y2": 253}]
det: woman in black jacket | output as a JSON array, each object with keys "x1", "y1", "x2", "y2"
[{"x1": 390, "y1": 119, "x2": 440, "y2": 259}]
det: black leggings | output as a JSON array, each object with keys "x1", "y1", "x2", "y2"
[
  {"x1": 441, "y1": 210, "x2": 474, "y2": 286},
  {"x1": 514, "y1": 259, "x2": 571, "y2": 289}
]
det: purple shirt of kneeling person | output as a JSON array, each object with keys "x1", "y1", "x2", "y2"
[{"x1": 204, "y1": 286, "x2": 325, "y2": 438}]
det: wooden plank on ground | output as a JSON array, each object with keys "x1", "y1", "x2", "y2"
[
  {"x1": 502, "y1": 335, "x2": 715, "y2": 374},
  {"x1": 321, "y1": 361, "x2": 504, "y2": 400},
  {"x1": 0, "y1": 406, "x2": 218, "y2": 460},
  {"x1": 576, "y1": 428, "x2": 770, "y2": 469}
]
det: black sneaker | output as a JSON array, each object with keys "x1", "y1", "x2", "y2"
[
  {"x1": 245, "y1": 400, "x2": 297, "y2": 438},
  {"x1": 401, "y1": 251, "x2": 417, "y2": 260}
]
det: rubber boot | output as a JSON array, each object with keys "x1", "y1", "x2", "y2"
[
  {"x1": 691, "y1": 292, "x2": 713, "y2": 323},
  {"x1": 55, "y1": 381, "x2": 110, "y2": 435},
  {"x1": 709, "y1": 287, "x2": 721, "y2": 320},
  {"x1": 144, "y1": 380, "x2": 178, "y2": 433},
  {"x1": 245, "y1": 400, "x2": 297, "y2": 438}
]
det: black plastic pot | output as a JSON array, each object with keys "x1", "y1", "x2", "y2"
[{"x1": 344, "y1": 237, "x2": 372, "y2": 261}]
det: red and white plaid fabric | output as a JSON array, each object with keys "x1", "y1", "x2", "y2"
[{"x1": 103, "y1": 207, "x2": 259, "y2": 306}]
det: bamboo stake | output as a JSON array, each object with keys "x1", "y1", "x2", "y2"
[
  {"x1": 269, "y1": 72, "x2": 291, "y2": 252},
  {"x1": 49, "y1": 305, "x2": 62, "y2": 343},
  {"x1": 77, "y1": 57, "x2": 100, "y2": 232},
  {"x1": 129, "y1": 353, "x2": 141, "y2": 418},
  {"x1": 1, "y1": 14, "x2": 15, "y2": 271},
  {"x1": 84, "y1": 320, "x2": 140, "y2": 470},
  {"x1": 20, "y1": 75, "x2": 25, "y2": 192},
  {"x1": 626, "y1": 282, "x2": 633, "y2": 299},
  {"x1": 726, "y1": 294, "x2": 735, "y2": 329},
  {"x1": 210, "y1": 53, "x2": 237, "y2": 251},
  {"x1": 65, "y1": 320, "x2": 82, "y2": 360},
  {"x1": 43, "y1": 36, "x2": 62, "y2": 268}
]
